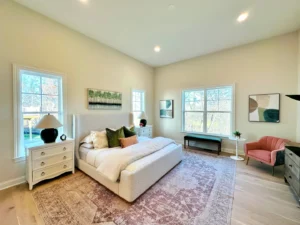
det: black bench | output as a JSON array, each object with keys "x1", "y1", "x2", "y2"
[{"x1": 184, "y1": 134, "x2": 222, "y2": 155}]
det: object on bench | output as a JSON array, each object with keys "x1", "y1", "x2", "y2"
[{"x1": 184, "y1": 134, "x2": 222, "y2": 155}]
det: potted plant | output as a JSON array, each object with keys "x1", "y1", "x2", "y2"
[{"x1": 233, "y1": 130, "x2": 241, "y2": 139}]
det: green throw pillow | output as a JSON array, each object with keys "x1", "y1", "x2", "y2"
[
  {"x1": 106, "y1": 127, "x2": 125, "y2": 148},
  {"x1": 123, "y1": 126, "x2": 136, "y2": 137}
]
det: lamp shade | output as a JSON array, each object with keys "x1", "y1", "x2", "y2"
[
  {"x1": 138, "y1": 111, "x2": 148, "y2": 120},
  {"x1": 35, "y1": 114, "x2": 62, "y2": 129},
  {"x1": 286, "y1": 95, "x2": 300, "y2": 101}
]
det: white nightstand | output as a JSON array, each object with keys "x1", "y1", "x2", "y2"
[
  {"x1": 135, "y1": 125, "x2": 153, "y2": 138},
  {"x1": 26, "y1": 139, "x2": 75, "y2": 190}
]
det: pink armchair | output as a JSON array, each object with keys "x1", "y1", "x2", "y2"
[{"x1": 244, "y1": 136, "x2": 289, "y2": 175}]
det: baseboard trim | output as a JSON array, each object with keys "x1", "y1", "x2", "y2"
[{"x1": 0, "y1": 176, "x2": 26, "y2": 191}]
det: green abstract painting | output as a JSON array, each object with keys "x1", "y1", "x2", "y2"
[
  {"x1": 249, "y1": 93, "x2": 280, "y2": 123},
  {"x1": 160, "y1": 100, "x2": 174, "y2": 118}
]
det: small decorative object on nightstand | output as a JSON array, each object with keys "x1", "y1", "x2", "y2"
[
  {"x1": 138, "y1": 111, "x2": 148, "y2": 127},
  {"x1": 135, "y1": 125, "x2": 153, "y2": 138},
  {"x1": 26, "y1": 139, "x2": 75, "y2": 190}
]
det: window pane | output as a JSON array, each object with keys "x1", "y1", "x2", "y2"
[
  {"x1": 207, "y1": 89, "x2": 218, "y2": 101},
  {"x1": 42, "y1": 77, "x2": 59, "y2": 95},
  {"x1": 23, "y1": 113, "x2": 42, "y2": 143},
  {"x1": 42, "y1": 95, "x2": 58, "y2": 112},
  {"x1": 134, "y1": 102, "x2": 141, "y2": 111},
  {"x1": 207, "y1": 100, "x2": 218, "y2": 111},
  {"x1": 184, "y1": 112, "x2": 204, "y2": 133},
  {"x1": 219, "y1": 100, "x2": 231, "y2": 111},
  {"x1": 219, "y1": 88, "x2": 232, "y2": 100},
  {"x1": 22, "y1": 94, "x2": 41, "y2": 112},
  {"x1": 184, "y1": 90, "x2": 204, "y2": 102},
  {"x1": 185, "y1": 101, "x2": 204, "y2": 111},
  {"x1": 207, "y1": 113, "x2": 231, "y2": 135},
  {"x1": 22, "y1": 73, "x2": 40, "y2": 94}
]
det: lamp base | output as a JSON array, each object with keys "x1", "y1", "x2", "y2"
[
  {"x1": 41, "y1": 128, "x2": 58, "y2": 143},
  {"x1": 140, "y1": 119, "x2": 147, "y2": 127}
]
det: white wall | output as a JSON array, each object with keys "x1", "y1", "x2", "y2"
[
  {"x1": 0, "y1": 1, "x2": 154, "y2": 184},
  {"x1": 154, "y1": 32, "x2": 299, "y2": 151}
]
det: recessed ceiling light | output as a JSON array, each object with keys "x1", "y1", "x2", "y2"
[
  {"x1": 168, "y1": 5, "x2": 175, "y2": 11},
  {"x1": 79, "y1": 0, "x2": 89, "y2": 4},
  {"x1": 237, "y1": 12, "x2": 249, "y2": 23},
  {"x1": 154, "y1": 46, "x2": 161, "y2": 52}
]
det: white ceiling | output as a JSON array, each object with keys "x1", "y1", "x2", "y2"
[{"x1": 15, "y1": 0, "x2": 300, "y2": 67}]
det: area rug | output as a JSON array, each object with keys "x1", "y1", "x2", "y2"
[{"x1": 32, "y1": 151, "x2": 236, "y2": 225}]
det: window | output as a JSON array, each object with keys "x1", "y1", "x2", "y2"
[
  {"x1": 182, "y1": 85, "x2": 234, "y2": 136},
  {"x1": 13, "y1": 65, "x2": 65, "y2": 159},
  {"x1": 132, "y1": 90, "x2": 145, "y2": 125}
]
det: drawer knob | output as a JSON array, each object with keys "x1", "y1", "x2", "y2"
[
  {"x1": 41, "y1": 172, "x2": 45, "y2": 176},
  {"x1": 40, "y1": 162, "x2": 45, "y2": 166},
  {"x1": 289, "y1": 176, "x2": 292, "y2": 179},
  {"x1": 63, "y1": 147, "x2": 67, "y2": 151},
  {"x1": 63, "y1": 156, "x2": 67, "y2": 160},
  {"x1": 289, "y1": 153, "x2": 293, "y2": 156},
  {"x1": 63, "y1": 165, "x2": 67, "y2": 169},
  {"x1": 41, "y1": 152, "x2": 45, "y2": 156},
  {"x1": 289, "y1": 164, "x2": 292, "y2": 168}
]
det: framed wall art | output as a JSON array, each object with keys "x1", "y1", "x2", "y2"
[
  {"x1": 160, "y1": 100, "x2": 174, "y2": 118},
  {"x1": 249, "y1": 93, "x2": 280, "y2": 123},
  {"x1": 88, "y1": 89, "x2": 122, "y2": 110}
]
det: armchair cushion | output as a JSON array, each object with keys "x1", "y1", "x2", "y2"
[{"x1": 248, "y1": 150, "x2": 271, "y2": 164}]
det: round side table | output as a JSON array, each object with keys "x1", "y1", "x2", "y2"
[{"x1": 229, "y1": 136, "x2": 246, "y2": 161}]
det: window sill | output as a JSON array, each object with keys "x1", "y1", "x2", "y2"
[
  {"x1": 13, "y1": 156, "x2": 26, "y2": 163},
  {"x1": 180, "y1": 131, "x2": 230, "y2": 139}
]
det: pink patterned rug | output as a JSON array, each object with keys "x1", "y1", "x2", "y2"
[{"x1": 32, "y1": 151, "x2": 236, "y2": 225}]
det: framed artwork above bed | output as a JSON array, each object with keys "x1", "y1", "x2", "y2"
[
  {"x1": 88, "y1": 89, "x2": 122, "y2": 110},
  {"x1": 160, "y1": 100, "x2": 174, "y2": 118},
  {"x1": 248, "y1": 93, "x2": 280, "y2": 123}
]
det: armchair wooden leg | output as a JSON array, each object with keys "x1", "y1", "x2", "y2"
[
  {"x1": 246, "y1": 157, "x2": 249, "y2": 165},
  {"x1": 272, "y1": 166, "x2": 274, "y2": 176}
]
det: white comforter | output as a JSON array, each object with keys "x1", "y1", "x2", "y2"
[{"x1": 87, "y1": 137, "x2": 175, "y2": 182}]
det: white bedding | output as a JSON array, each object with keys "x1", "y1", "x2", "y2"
[
  {"x1": 80, "y1": 137, "x2": 176, "y2": 182},
  {"x1": 94, "y1": 137, "x2": 175, "y2": 182}
]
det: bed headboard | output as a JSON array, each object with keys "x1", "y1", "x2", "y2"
[{"x1": 72, "y1": 113, "x2": 133, "y2": 159}]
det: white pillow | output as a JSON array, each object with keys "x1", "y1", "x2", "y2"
[
  {"x1": 80, "y1": 134, "x2": 93, "y2": 144},
  {"x1": 90, "y1": 130, "x2": 108, "y2": 149}
]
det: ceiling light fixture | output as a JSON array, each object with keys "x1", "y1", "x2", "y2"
[
  {"x1": 237, "y1": 12, "x2": 249, "y2": 23},
  {"x1": 154, "y1": 46, "x2": 161, "y2": 52},
  {"x1": 79, "y1": 0, "x2": 89, "y2": 4}
]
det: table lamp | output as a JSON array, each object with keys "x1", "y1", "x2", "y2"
[
  {"x1": 138, "y1": 111, "x2": 148, "y2": 127},
  {"x1": 35, "y1": 114, "x2": 62, "y2": 143}
]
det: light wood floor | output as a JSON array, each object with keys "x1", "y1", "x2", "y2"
[{"x1": 1, "y1": 152, "x2": 299, "y2": 225}]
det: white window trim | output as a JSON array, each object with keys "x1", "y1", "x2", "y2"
[
  {"x1": 181, "y1": 84, "x2": 235, "y2": 138},
  {"x1": 13, "y1": 64, "x2": 67, "y2": 162}
]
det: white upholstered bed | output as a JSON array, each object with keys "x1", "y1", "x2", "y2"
[{"x1": 72, "y1": 113, "x2": 183, "y2": 202}]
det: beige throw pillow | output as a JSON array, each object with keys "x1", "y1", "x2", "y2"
[{"x1": 90, "y1": 130, "x2": 108, "y2": 149}]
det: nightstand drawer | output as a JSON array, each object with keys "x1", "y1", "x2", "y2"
[
  {"x1": 286, "y1": 155, "x2": 300, "y2": 180},
  {"x1": 286, "y1": 148, "x2": 300, "y2": 167},
  {"x1": 33, "y1": 160, "x2": 73, "y2": 182},
  {"x1": 32, "y1": 143, "x2": 73, "y2": 160},
  {"x1": 32, "y1": 151, "x2": 73, "y2": 170}
]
